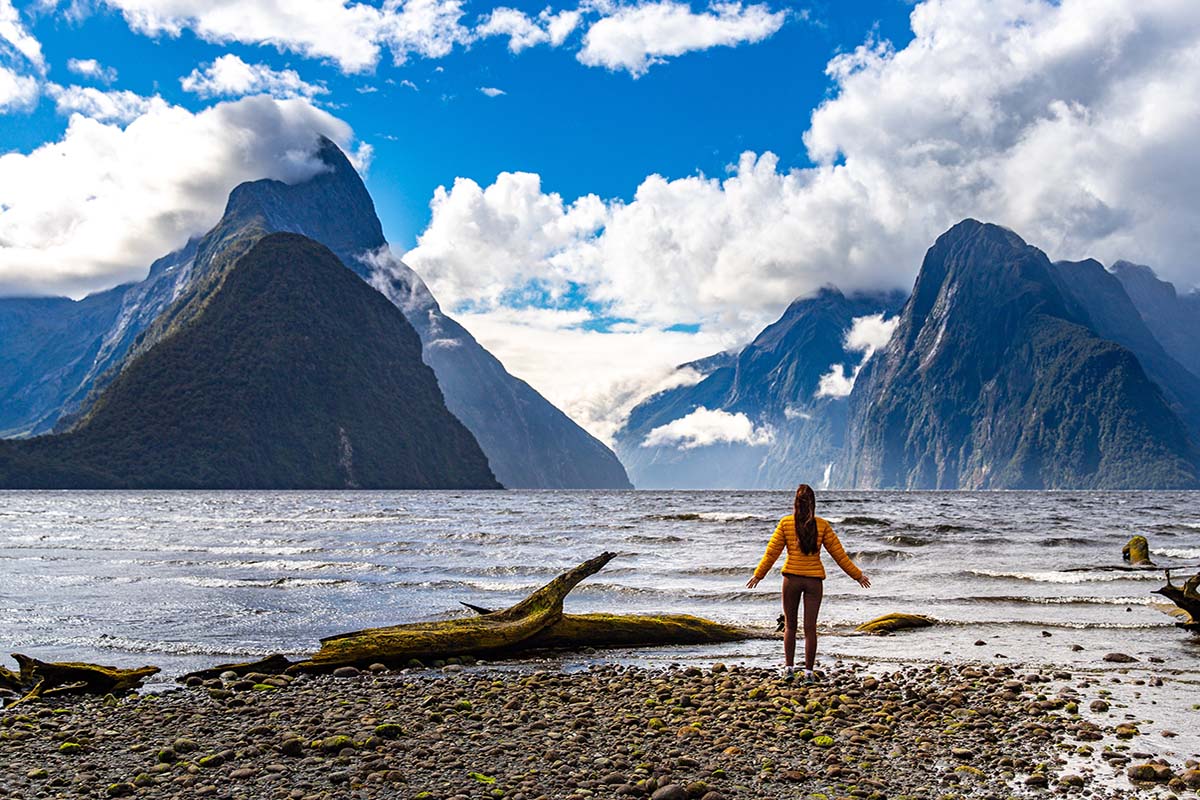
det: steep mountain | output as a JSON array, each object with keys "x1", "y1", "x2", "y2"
[
  {"x1": 0, "y1": 240, "x2": 199, "y2": 436},
  {"x1": 0, "y1": 136, "x2": 630, "y2": 489},
  {"x1": 614, "y1": 288, "x2": 904, "y2": 488},
  {"x1": 0, "y1": 234, "x2": 499, "y2": 489},
  {"x1": 840, "y1": 220, "x2": 1198, "y2": 489},
  {"x1": 1048, "y1": 259, "x2": 1200, "y2": 435},
  {"x1": 1111, "y1": 260, "x2": 1200, "y2": 380}
]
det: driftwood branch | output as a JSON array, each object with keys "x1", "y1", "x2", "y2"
[
  {"x1": 2, "y1": 654, "x2": 159, "y2": 707},
  {"x1": 1153, "y1": 568, "x2": 1200, "y2": 633}
]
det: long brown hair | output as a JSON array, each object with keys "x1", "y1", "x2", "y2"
[{"x1": 794, "y1": 483, "x2": 818, "y2": 555}]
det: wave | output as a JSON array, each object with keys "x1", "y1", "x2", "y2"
[
  {"x1": 922, "y1": 523, "x2": 973, "y2": 533},
  {"x1": 50, "y1": 633, "x2": 302, "y2": 658},
  {"x1": 836, "y1": 516, "x2": 891, "y2": 527},
  {"x1": 848, "y1": 549, "x2": 916, "y2": 563},
  {"x1": 964, "y1": 594, "x2": 1155, "y2": 606},
  {"x1": 625, "y1": 534, "x2": 686, "y2": 543},
  {"x1": 884, "y1": 534, "x2": 932, "y2": 547},
  {"x1": 1040, "y1": 537, "x2": 1090, "y2": 547},
  {"x1": 681, "y1": 565, "x2": 754, "y2": 577},
  {"x1": 969, "y1": 568, "x2": 1163, "y2": 584},
  {"x1": 1153, "y1": 548, "x2": 1200, "y2": 559},
  {"x1": 177, "y1": 576, "x2": 354, "y2": 589},
  {"x1": 646, "y1": 512, "x2": 767, "y2": 523}
]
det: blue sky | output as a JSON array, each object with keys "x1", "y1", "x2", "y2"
[
  {"x1": 3, "y1": 1, "x2": 914, "y2": 248},
  {"x1": 1, "y1": 0, "x2": 1197, "y2": 439}
]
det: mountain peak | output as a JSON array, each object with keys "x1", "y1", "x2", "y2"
[{"x1": 220, "y1": 137, "x2": 384, "y2": 271}]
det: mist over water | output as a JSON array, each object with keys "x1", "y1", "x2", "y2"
[{"x1": 2, "y1": 490, "x2": 1198, "y2": 681}]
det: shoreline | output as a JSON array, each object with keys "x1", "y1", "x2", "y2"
[{"x1": 3, "y1": 655, "x2": 1197, "y2": 799}]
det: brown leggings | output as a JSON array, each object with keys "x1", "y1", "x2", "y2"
[{"x1": 781, "y1": 574, "x2": 824, "y2": 669}]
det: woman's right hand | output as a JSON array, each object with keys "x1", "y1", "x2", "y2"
[
  {"x1": 745, "y1": 576, "x2": 762, "y2": 589},
  {"x1": 858, "y1": 574, "x2": 872, "y2": 589}
]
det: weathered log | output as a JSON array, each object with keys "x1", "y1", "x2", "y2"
[
  {"x1": 178, "y1": 653, "x2": 294, "y2": 683},
  {"x1": 291, "y1": 552, "x2": 617, "y2": 672},
  {"x1": 507, "y1": 613, "x2": 755, "y2": 651},
  {"x1": 1153, "y1": 569, "x2": 1200, "y2": 633},
  {"x1": 460, "y1": 599, "x2": 761, "y2": 651},
  {"x1": 1123, "y1": 535, "x2": 1154, "y2": 566},
  {"x1": 4, "y1": 654, "x2": 159, "y2": 707},
  {"x1": 855, "y1": 613, "x2": 937, "y2": 635}
]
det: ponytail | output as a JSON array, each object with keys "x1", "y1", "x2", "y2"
[{"x1": 794, "y1": 483, "x2": 818, "y2": 555}]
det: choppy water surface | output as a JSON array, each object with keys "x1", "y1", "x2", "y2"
[{"x1": 2, "y1": 490, "x2": 1198, "y2": 679}]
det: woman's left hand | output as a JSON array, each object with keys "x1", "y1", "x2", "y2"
[{"x1": 745, "y1": 576, "x2": 761, "y2": 589}]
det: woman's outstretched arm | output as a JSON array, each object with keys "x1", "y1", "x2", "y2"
[
  {"x1": 824, "y1": 526, "x2": 871, "y2": 587},
  {"x1": 747, "y1": 520, "x2": 786, "y2": 588}
]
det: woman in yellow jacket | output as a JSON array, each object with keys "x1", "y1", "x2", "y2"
[{"x1": 747, "y1": 483, "x2": 870, "y2": 678}]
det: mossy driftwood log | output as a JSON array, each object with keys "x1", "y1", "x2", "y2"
[
  {"x1": 291, "y1": 552, "x2": 757, "y2": 672},
  {"x1": 855, "y1": 613, "x2": 937, "y2": 635},
  {"x1": 0, "y1": 654, "x2": 159, "y2": 707},
  {"x1": 1154, "y1": 570, "x2": 1200, "y2": 633}
]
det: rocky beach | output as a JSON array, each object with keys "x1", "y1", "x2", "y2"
[{"x1": 3, "y1": 656, "x2": 1198, "y2": 800}]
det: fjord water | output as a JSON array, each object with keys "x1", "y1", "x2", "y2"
[{"x1": 3, "y1": 490, "x2": 1198, "y2": 679}]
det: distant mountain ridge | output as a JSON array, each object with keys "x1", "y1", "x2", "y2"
[
  {"x1": 620, "y1": 220, "x2": 1199, "y2": 489},
  {"x1": 614, "y1": 288, "x2": 904, "y2": 489},
  {"x1": 0, "y1": 234, "x2": 499, "y2": 489},
  {"x1": 0, "y1": 136, "x2": 630, "y2": 489},
  {"x1": 1112, "y1": 260, "x2": 1200, "y2": 380}
]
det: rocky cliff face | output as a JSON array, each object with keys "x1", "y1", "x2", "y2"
[
  {"x1": 615, "y1": 288, "x2": 904, "y2": 489},
  {"x1": 840, "y1": 220, "x2": 1198, "y2": 489},
  {"x1": 0, "y1": 234, "x2": 499, "y2": 489}
]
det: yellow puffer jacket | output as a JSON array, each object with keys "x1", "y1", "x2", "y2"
[{"x1": 753, "y1": 515, "x2": 862, "y2": 581}]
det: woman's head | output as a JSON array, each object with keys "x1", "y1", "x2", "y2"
[{"x1": 794, "y1": 483, "x2": 817, "y2": 555}]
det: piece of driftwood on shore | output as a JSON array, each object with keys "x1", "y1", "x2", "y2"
[
  {"x1": 1153, "y1": 569, "x2": 1200, "y2": 633},
  {"x1": 855, "y1": 613, "x2": 937, "y2": 635},
  {"x1": 290, "y1": 552, "x2": 761, "y2": 672},
  {"x1": 1, "y1": 654, "x2": 159, "y2": 708}
]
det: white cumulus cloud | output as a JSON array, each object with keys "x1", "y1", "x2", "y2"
[
  {"x1": 0, "y1": 0, "x2": 43, "y2": 71},
  {"x1": 476, "y1": 6, "x2": 583, "y2": 52},
  {"x1": 0, "y1": 95, "x2": 362, "y2": 298},
  {"x1": 98, "y1": 0, "x2": 471, "y2": 74},
  {"x1": 478, "y1": 85, "x2": 506, "y2": 97},
  {"x1": 181, "y1": 54, "x2": 328, "y2": 99},
  {"x1": 46, "y1": 84, "x2": 157, "y2": 123},
  {"x1": 642, "y1": 406, "x2": 773, "y2": 450},
  {"x1": 0, "y1": 64, "x2": 37, "y2": 111},
  {"x1": 66, "y1": 57, "x2": 118, "y2": 83},
  {"x1": 816, "y1": 313, "x2": 899, "y2": 399},
  {"x1": 577, "y1": 1, "x2": 789, "y2": 77}
]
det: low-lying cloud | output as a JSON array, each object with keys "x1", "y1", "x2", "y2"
[
  {"x1": 816, "y1": 313, "x2": 899, "y2": 399},
  {"x1": 642, "y1": 406, "x2": 773, "y2": 450}
]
